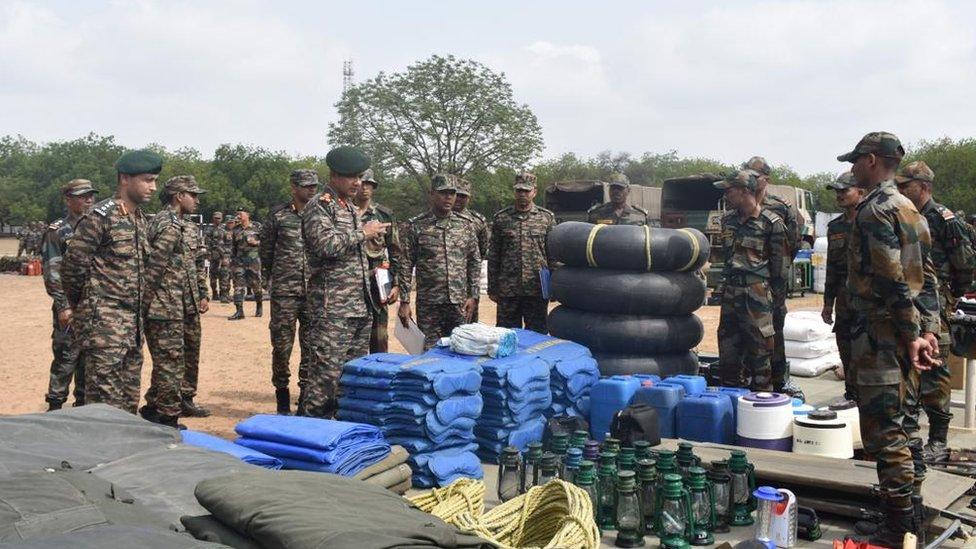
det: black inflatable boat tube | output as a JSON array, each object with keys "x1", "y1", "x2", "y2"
[
  {"x1": 551, "y1": 267, "x2": 705, "y2": 315},
  {"x1": 547, "y1": 306, "x2": 704, "y2": 354},
  {"x1": 547, "y1": 221, "x2": 709, "y2": 272},
  {"x1": 592, "y1": 351, "x2": 700, "y2": 377}
]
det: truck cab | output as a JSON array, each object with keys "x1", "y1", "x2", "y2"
[{"x1": 544, "y1": 180, "x2": 662, "y2": 225}]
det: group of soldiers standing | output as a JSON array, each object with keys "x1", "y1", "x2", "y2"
[{"x1": 16, "y1": 222, "x2": 45, "y2": 257}]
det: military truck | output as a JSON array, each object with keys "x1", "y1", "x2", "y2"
[
  {"x1": 544, "y1": 180, "x2": 662, "y2": 224},
  {"x1": 660, "y1": 174, "x2": 815, "y2": 288}
]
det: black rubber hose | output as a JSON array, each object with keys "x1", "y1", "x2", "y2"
[
  {"x1": 551, "y1": 268, "x2": 705, "y2": 316},
  {"x1": 592, "y1": 351, "x2": 700, "y2": 377},
  {"x1": 547, "y1": 306, "x2": 703, "y2": 354},
  {"x1": 547, "y1": 221, "x2": 710, "y2": 272}
]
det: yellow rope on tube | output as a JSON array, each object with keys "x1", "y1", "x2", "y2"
[
  {"x1": 677, "y1": 228, "x2": 702, "y2": 271},
  {"x1": 643, "y1": 224, "x2": 652, "y2": 271},
  {"x1": 584, "y1": 224, "x2": 605, "y2": 268}
]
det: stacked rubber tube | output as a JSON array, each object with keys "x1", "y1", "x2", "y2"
[
  {"x1": 336, "y1": 353, "x2": 484, "y2": 487},
  {"x1": 547, "y1": 221, "x2": 710, "y2": 377}
]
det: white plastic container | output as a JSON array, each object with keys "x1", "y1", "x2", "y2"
[
  {"x1": 812, "y1": 237, "x2": 828, "y2": 294},
  {"x1": 792, "y1": 410, "x2": 854, "y2": 459},
  {"x1": 826, "y1": 399, "x2": 862, "y2": 450},
  {"x1": 737, "y1": 392, "x2": 794, "y2": 452}
]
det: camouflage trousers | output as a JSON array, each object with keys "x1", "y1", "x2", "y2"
[
  {"x1": 145, "y1": 315, "x2": 200, "y2": 417},
  {"x1": 917, "y1": 310, "x2": 954, "y2": 440},
  {"x1": 82, "y1": 345, "x2": 143, "y2": 414},
  {"x1": 418, "y1": 302, "x2": 467, "y2": 350},
  {"x1": 181, "y1": 313, "x2": 202, "y2": 399},
  {"x1": 496, "y1": 296, "x2": 548, "y2": 334},
  {"x1": 269, "y1": 295, "x2": 311, "y2": 390},
  {"x1": 300, "y1": 315, "x2": 370, "y2": 418},
  {"x1": 835, "y1": 328, "x2": 855, "y2": 402},
  {"x1": 233, "y1": 260, "x2": 262, "y2": 304},
  {"x1": 46, "y1": 310, "x2": 85, "y2": 406},
  {"x1": 770, "y1": 284, "x2": 789, "y2": 388},
  {"x1": 369, "y1": 304, "x2": 390, "y2": 353},
  {"x1": 717, "y1": 282, "x2": 775, "y2": 390},
  {"x1": 210, "y1": 253, "x2": 230, "y2": 299}
]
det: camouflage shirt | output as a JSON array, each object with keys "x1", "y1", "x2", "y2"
[
  {"x1": 359, "y1": 201, "x2": 402, "y2": 282},
  {"x1": 824, "y1": 214, "x2": 852, "y2": 319},
  {"x1": 919, "y1": 198, "x2": 975, "y2": 298},
  {"x1": 487, "y1": 204, "x2": 556, "y2": 297},
  {"x1": 232, "y1": 223, "x2": 261, "y2": 263},
  {"x1": 41, "y1": 212, "x2": 83, "y2": 313},
  {"x1": 204, "y1": 223, "x2": 225, "y2": 259},
  {"x1": 399, "y1": 211, "x2": 480, "y2": 305},
  {"x1": 586, "y1": 203, "x2": 649, "y2": 226},
  {"x1": 144, "y1": 206, "x2": 208, "y2": 320},
  {"x1": 301, "y1": 187, "x2": 372, "y2": 318},
  {"x1": 456, "y1": 208, "x2": 490, "y2": 258},
  {"x1": 62, "y1": 198, "x2": 148, "y2": 349},
  {"x1": 260, "y1": 203, "x2": 310, "y2": 298},
  {"x1": 848, "y1": 180, "x2": 941, "y2": 344},
  {"x1": 762, "y1": 194, "x2": 802, "y2": 257},
  {"x1": 719, "y1": 208, "x2": 786, "y2": 284}
]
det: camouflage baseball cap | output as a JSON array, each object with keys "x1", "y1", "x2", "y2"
[
  {"x1": 742, "y1": 156, "x2": 771, "y2": 176},
  {"x1": 514, "y1": 172, "x2": 537, "y2": 191},
  {"x1": 61, "y1": 179, "x2": 97, "y2": 197},
  {"x1": 837, "y1": 132, "x2": 905, "y2": 163},
  {"x1": 455, "y1": 177, "x2": 473, "y2": 196},
  {"x1": 431, "y1": 173, "x2": 457, "y2": 192},
  {"x1": 826, "y1": 171, "x2": 856, "y2": 191},
  {"x1": 164, "y1": 175, "x2": 206, "y2": 195},
  {"x1": 607, "y1": 173, "x2": 630, "y2": 188},
  {"x1": 361, "y1": 169, "x2": 378, "y2": 187},
  {"x1": 290, "y1": 169, "x2": 319, "y2": 187},
  {"x1": 894, "y1": 160, "x2": 935, "y2": 184},
  {"x1": 713, "y1": 170, "x2": 759, "y2": 192}
]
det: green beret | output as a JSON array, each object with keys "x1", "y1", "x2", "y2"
[
  {"x1": 116, "y1": 149, "x2": 163, "y2": 175},
  {"x1": 325, "y1": 146, "x2": 370, "y2": 176}
]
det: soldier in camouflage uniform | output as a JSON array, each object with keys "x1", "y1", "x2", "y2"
[
  {"x1": 41, "y1": 179, "x2": 97, "y2": 410},
  {"x1": 261, "y1": 169, "x2": 318, "y2": 414},
  {"x1": 487, "y1": 172, "x2": 556, "y2": 333},
  {"x1": 354, "y1": 169, "x2": 402, "y2": 352},
  {"x1": 398, "y1": 174, "x2": 480, "y2": 350},
  {"x1": 821, "y1": 172, "x2": 864, "y2": 402},
  {"x1": 453, "y1": 177, "x2": 488, "y2": 323},
  {"x1": 714, "y1": 170, "x2": 786, "y2": 390},
  {"x1": 839, "y1": 133, "x2": 941, "y2": 547},
  {"x1": 178, "y1": 215, "x2": 211, "y2": 417},
  {"x1": 743, "y1": 156, "x2": 806, "y2": 399},
  {"x1": 301, "y1": 146, "x2": 388, "y2": 418},
  {"x1": 140, "y1": 176, "x2": 210, "y2": 427},
  {"x1": 62, "y1": 150, "x2": 161, "y2": 414},
  {"x1": 586, "y1": 173, "x2": 650, "y2": 226},
  {"x1": 219, "y1": 217, "x2": 235, "y2": 301},
  {"x1": 228, "y1": 210, "x2": 262, "y2": 320},
  {"x1": 895, "y1": 161, "x2": 975, "y2": 462},
  {"x1": 205, "y1": 211, "x2": 228, "y2": 301}
]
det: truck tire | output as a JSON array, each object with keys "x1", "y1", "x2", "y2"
[
  {"x1": 547, "y1": 221, "x2": 709, "y2": 272},
  {"x1": 592, "y1": 351, "x2": 700, "y2": 377},
  {"x1": 547, "y1": 306, "x2": 703, "y2": 354},
  {"x1": 551, "y1": 267, "x2": 705, "y2": 316}
]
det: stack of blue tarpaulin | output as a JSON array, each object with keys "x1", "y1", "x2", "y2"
[
  {"x1": 234, "y1": 415, "x2": 390, "y2": 476},
  {"x1": 513, "y1": 329, "x2": 600, "y2": 418},
  {"x1": 181, "y1": 430, "x2": 283, "y2": 470},
  {"x1": 337, "y1": 353, "x2": 484, "y2": 487}
]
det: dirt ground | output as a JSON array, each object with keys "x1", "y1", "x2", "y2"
[{"x1": 0, "y1": 237, "x2": 825, "y2": 439}]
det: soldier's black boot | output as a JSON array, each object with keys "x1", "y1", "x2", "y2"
[
  {"x1": 181, "y1": 396, "x2": 212, "y2": 418},
  {"x1": 228, "y1": 302, "x2": 244, "y2": 320},
  {"x1": 775, "y1": 378, "x2": 805, "y2": 402},
  {"x1": 255, "y1": 300, "x2": 263, "y2": 318},
  {"x1": 275, "y1": 388, "x2": 291, "y2": 415},
  {"x1": 46, "y1": 400, "x2": 63, "y2": 412},
  {"x1": 157, "y1": 414, "x2": 187, "y2": 430},
  {"x1": 869, "y1": 502, "x2": 917, "y2": 549},
  {"x1": 923, "y1": 422, "x2": 950, "y2": 462}
]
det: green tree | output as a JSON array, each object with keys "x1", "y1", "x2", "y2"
[
  {"x1": 329, "y1": 55, "x2": 544, "y2": 192},
  {"x1": 905, "y1": 137, "x2": 976, "y2": 214}
]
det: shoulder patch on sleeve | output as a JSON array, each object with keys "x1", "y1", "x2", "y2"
[
  {"x1": 48, "y1": 219, "x2": 64, "y2": 231},
  {"x1": 93, "y1": 199, "x2": 117, "y2": 217},
  {"x1": 761, "y1": 209, "x2": 783, "y2": 225},
  {"x1": 319, "y1": 193, "x2": 332, "y2": 203}
]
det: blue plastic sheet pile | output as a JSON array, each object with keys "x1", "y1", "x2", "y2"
[
  {"x1": 337, "y1": 353, "x2": 484, "y2": 487},
  {"x1": 513, "y1": 329, "x2": 600, "y2": 418},
  {"x1": 233, "y1": 415, "x2": 390, "y2": 476},
  {"x1": 181, "y1": 430, "x2": 283, "y2": 470}
]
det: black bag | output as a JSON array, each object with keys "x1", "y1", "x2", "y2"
[
  {"x1": 544, "y1": 415, "x2": 589, "y2": 448},
  {"x1": 610, "y1": 404, "x2": 661, "y2": 446}
]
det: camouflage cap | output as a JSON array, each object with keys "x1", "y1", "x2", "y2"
[
  {"x1": 826, "y1": 171, "x2": 856, "y2": 191},
  {"x1": 212, "y1": 211, "x2": 223, "y2": 219},
  {"x1": 325, "y1": 146, "x2": 370, "y2": 176},
  {"x1": 360, "y1": 169, "x2": 377, "y2": 187},
  {"x1": 455, "y1": 177, "x2": 473, "y2": 196},
  {"x1": 164, "y1": 175, "x2": 207, "y2": 195},
  {"x1": 290, "y1": 169, "x2": 319, "y2": 187},
  {"x1": 742, "y1": 156, "x2": 772, "y2": 176},
  {"x1": 837, "y1": 132, "x2": 905, "y2": 163},
  {"x1": 713, "y1": 170, "x2": 759, "y2": 192},
  {"x1": 514, "y1": 172, "x2": 537, "y2": 191},
  {"x1": 61, "y1": 178, "x2": 97, "y2": 197},
  {"x1": 894, "y1": 160, "x2": 935, "y2": 185},
  {"x1": 431, "y1": 173, "x2": 457, "y2": 192},
  {"x1": 607, "y1": 173, "x2": 630, "y2": 188},
  {"x1": 116, "y1": 149, "x2": 163, "y2": 175}
]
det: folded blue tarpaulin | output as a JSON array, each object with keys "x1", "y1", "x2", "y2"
[
  {"x1": 273, "y1": 448, "x2": 390, "y2": 476},
  {"x1": 235, "y1": 415, "x2": 384, "y2": 452},
  {"x1": 181, "y1": 430, "x2": 283, "y2": 470},
  {"x1": 235, "y1": 435, "x2": 389, "y2": 467},
  {"x1": 343, "y1": 353, "x2": 415, "y2": 377},
  {"x1": 475, "y1": 416, "x2": 547, "y2": 457},
  {"x1": 388, "y1": 435, "x2": 473, "y2": 454}
]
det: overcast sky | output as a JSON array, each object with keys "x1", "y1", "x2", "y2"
[{"x1": 2, "y1": 0, "x2": 974, "y2": 175}]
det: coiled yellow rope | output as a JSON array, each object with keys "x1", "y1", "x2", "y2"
[
  {"x1": 411, "y1": 479, "x2": 600, "y2": 549},
  {"x1": 407, "y1": 478, "x2": 486, "y2": 527}
]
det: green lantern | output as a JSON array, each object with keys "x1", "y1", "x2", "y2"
[
  {"x1": 636, "y1": 458, "x2": 659, "y2": 536},
  {"x1": 729, "y1": 450, "x2": 757, "y2": 526},
  {"x1": 686, "y1": 467, "x2": 716, "y2": 545},
  {"x1": 707, "y1": 460, "x2": 732, "y2": 533},
  {"x1": 604, "y1": 437, "x2": 622, "y2": 455},
  {"x1": 633, "y1": 440, "x2": 653, "y2": 460},
  {"x1": 676, "y1": 442, "x2": 701, "y2": 479},
  {"x1": 597, "y1": 451, "x2": 619, "y2": 530},
  {"x1": 656, "y1": 473, "x2": 694, "y2": 549},
  {"x1": 570, "y1": 430, "x2": 589, "y2": 450},
  {"x1": 550, "y1": 432, "x2": 569, "y2": 456},
  {"x1": 575, "y1": 460, "x2": 600, "y2": 527},
  {"x1": 522, "y1": 441, "x2": 544, "y2": 493},
  {"x1": 615, "y1": 470, "x2": 645, "y2": 548},
  {"x1": 618, "y1": 447, "x2": 637, "y2": 472}
]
